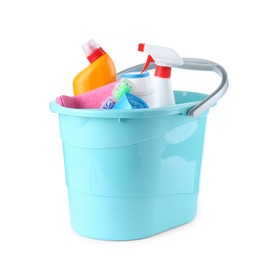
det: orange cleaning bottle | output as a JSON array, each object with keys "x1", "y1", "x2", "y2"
[{"x1": 73, "y1": 39, "x2": 116, "y2": 95}]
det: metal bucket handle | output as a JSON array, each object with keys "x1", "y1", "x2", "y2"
[{"x1": 117, "y1": 58, "x2": 228, "y2": 118}]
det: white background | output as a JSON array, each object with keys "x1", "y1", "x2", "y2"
[{"x1": 1, "y1": 0, "x2": 259, "y2": 259}]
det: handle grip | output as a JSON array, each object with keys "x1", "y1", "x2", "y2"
[{"x1": 117, "y1": 58, "x2": 228, "y2": 118}]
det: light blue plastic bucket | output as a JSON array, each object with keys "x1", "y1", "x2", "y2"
[{"x1": 49, "y1": 59, "x2": 228, "y2": 240}]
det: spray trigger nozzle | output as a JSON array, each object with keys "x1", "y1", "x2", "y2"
[{"x1": 140, "y1": 55, "x2": 154, "y2": 74}]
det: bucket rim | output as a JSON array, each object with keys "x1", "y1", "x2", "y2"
[{"x1": 49, "y1": 91, "x2": 208, "y2": 119}]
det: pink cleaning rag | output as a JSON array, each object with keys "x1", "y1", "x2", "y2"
[{"x1": 56, "y1": 81, "x2": 117, "y2": 109}]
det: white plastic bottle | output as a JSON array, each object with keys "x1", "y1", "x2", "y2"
[
  {"x1": 138, "y1": 43, "x2": 183, "y2": 108},
  {"x1": 121, "y1": 71, "x2": 155, "y2": 107}
]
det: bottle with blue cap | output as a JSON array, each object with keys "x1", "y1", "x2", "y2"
[{"x1": 121, "y1": 71, "x2": 155, "y2": 107}]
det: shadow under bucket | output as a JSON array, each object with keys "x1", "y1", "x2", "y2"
[{"x1": 49, "y1": 59, "x2": 228, "y2": 240}]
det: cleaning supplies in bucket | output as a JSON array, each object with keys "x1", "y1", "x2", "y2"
[
  {"x1": 61, "y1": 41, "x2": 185, "y2": 111},
  {"x1": 73, "y1": 39, "x2": 116, "y2": 95},
  {"x1": 138, "y1": 43, "x2": 183, "y2": 108},
  {"x1": 50, "y1": 40, "x2": 229, "y2": 240}
]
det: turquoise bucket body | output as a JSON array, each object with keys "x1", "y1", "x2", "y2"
[{"x1": 50, "y1": 91, "x2": 209, "y2": 240}]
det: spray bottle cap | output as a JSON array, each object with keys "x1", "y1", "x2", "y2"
[
  {"x1": 82, "y1": 39, "x2": 105, "y2": 63},
  {"x1": 138, "y1": 43, "x2": 183, "y2": 77}
]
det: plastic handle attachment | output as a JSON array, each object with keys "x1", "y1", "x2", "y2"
[{"x1": 117, "y1": 58, "x2": 228, "y2": 118}]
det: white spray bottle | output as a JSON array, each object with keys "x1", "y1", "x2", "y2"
[{"x1": 138, "y1": 43, "x2": 183, "y2": 108}]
